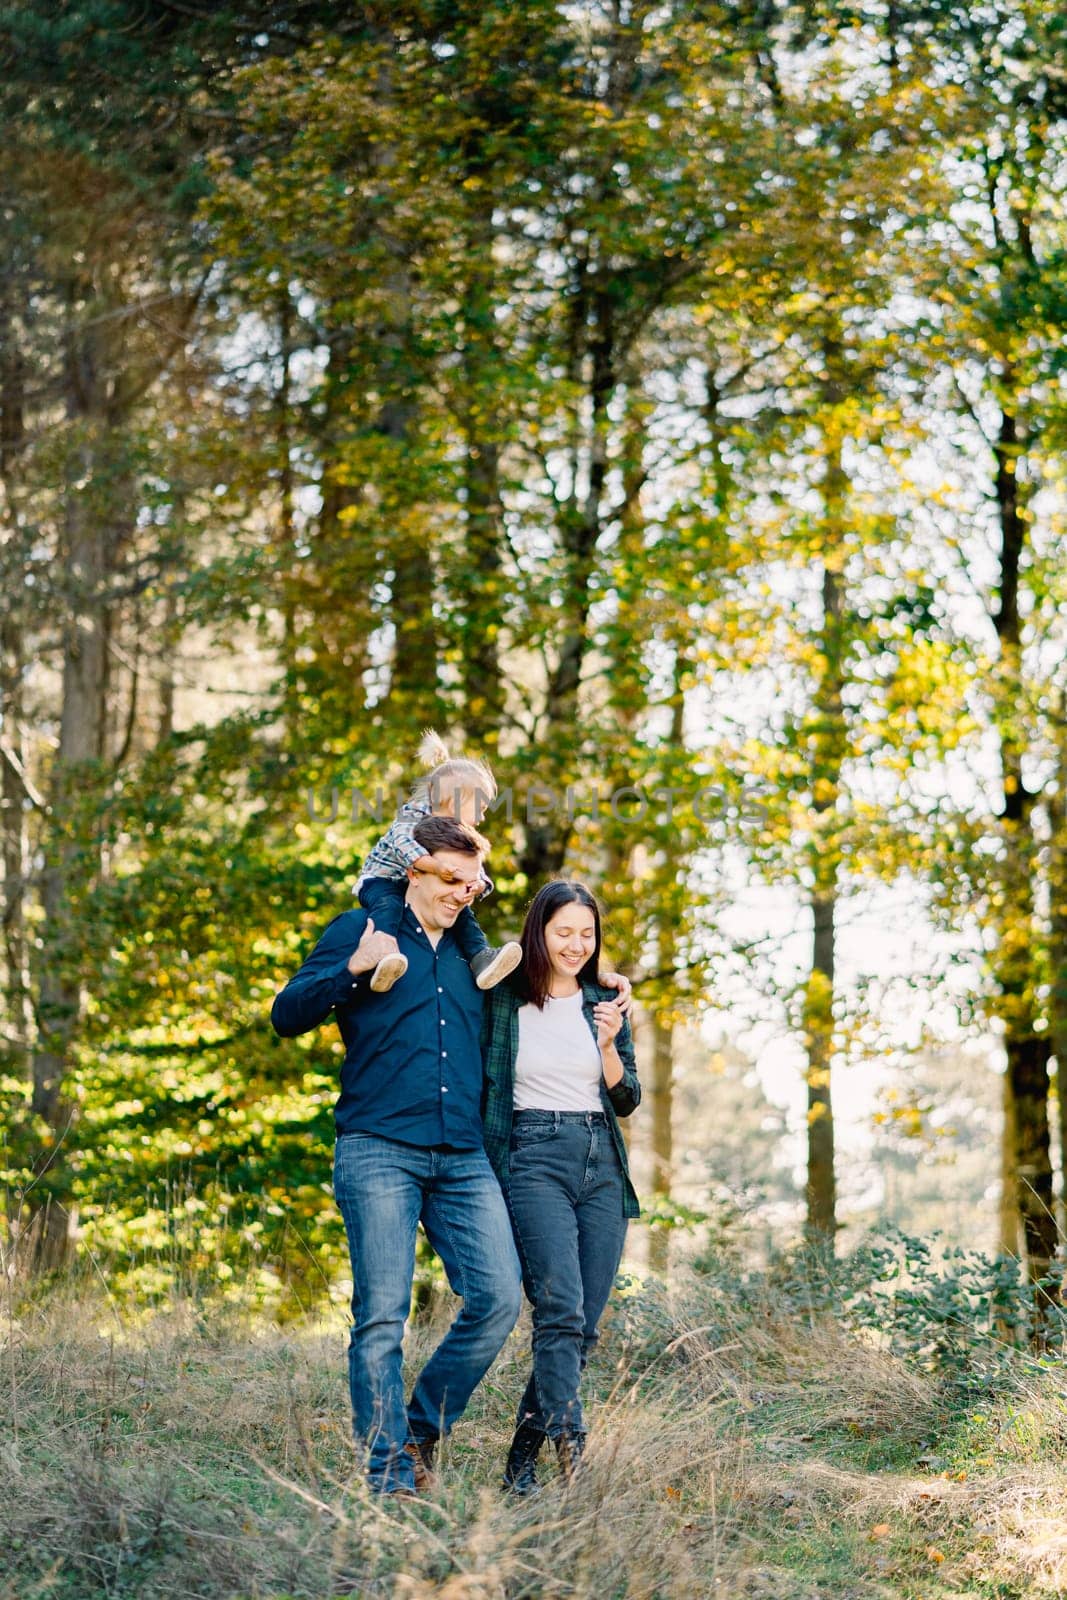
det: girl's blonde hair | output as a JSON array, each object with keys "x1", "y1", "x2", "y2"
[{"x1": 411, "y1": 729, "x2": 496, "y2": 812}]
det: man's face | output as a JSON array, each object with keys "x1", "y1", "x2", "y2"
[{"x1": 406, "y1": 849, "x2": 484, "y2": 932}]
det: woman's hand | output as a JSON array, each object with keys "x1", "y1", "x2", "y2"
[
  {"x1": 595, "y1": 998, "x2": 626, "y2": 1088},
  {"x1": 594, "y1": 997, "x2": 625, "y2": 1051}
]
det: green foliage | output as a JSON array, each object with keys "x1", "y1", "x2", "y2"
[
  {"x1": 760, "y1": 1230, "x2": 1061, "y2": 1380},
  {"x1": 5, "y1": 0, "x2": 1067, "y2": 1289},
  {"x1": 839, "y1": 1234, "x2": 1044, "y2": 1377}
]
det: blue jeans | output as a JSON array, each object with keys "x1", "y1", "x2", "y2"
[
  {"x1": 505, "y1": 1111, "x2": 628, "y2": 1440},
  {"x1": 333, "y1": 1133, "x2": 521, "y2": 1492}
]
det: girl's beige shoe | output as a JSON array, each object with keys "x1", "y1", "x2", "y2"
[{"x1": 370, "y1": 952, "x2": 409, "y2": 992}]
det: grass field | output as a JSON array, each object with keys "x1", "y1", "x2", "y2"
[{"x1": 3, "y1": 1265, "x2": 1067, "y2": 1599}]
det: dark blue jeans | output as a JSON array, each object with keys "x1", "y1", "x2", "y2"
[
  {"x1": 358, "y1": 877, "x2": 489, "y2": 963},
  {"x1": 333, "y1": 1133, "x2": 521, "y2": 1492},
  {"x1": 505, "y1": 1111, "x2": 628, "y2": 1440}
]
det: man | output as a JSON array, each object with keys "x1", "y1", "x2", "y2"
[{"x1": 271, "y1": 814, "x2": 521, "y2": 1496}]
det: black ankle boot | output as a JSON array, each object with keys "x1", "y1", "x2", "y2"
[
  {"x1": 554, "y1": 1429, "x2": 586, "y2": 1482},
  {"x1": 502, "y1": 1420, "x2": 546, "y2": 1496}
]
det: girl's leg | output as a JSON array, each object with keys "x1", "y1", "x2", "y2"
[
  {"x1": 514, "y1": 1369, "x2": 543, "y2": 1430},
  {"x1": 356, "y1": 878, "x2": 408, "y2": 990},
  {"x1": 357, "y1": 876, "x2": 406, "y2": 938},
  {"x1": 574, "y1": 1132, "x2": 629, "y2": 1379},
  {"x1": 505, "y1": 1119, "x2": 586, "y2": 1438},
  {"x1": 544, "y1": 1121, "x2": 627, "y2": 1474},
  {"x1": 451, "y1": 906, "x2": 490, "y2": 962},
  {"x1": 453, "y1": 908, "x2": 523, "y2": 991}
]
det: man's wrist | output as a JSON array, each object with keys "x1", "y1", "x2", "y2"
[
  {"x1": 338, "y1": 957, "x2": 370, "y2": 1000},
  {"x1": 347, "y1": 935, "x2": 377, "y2": 978}
]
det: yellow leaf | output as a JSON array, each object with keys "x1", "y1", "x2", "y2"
[{"x1": 870, "y1": 1524, "x2": 891, "y2": 1540}]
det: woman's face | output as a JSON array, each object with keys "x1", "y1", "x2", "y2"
[{"x1": 543, "y1": 903, "x2": 597, "y2": 985}]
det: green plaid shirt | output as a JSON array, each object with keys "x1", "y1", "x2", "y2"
[{"x1": 481, "y1": 980, "x2": 642, "y2": 1218}]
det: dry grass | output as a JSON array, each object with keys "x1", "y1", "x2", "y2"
[{"x1": 3, "y1": 1272, "x2": 1067, "y2": 1599}]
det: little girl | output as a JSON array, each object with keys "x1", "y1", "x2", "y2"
[{"x1": 356, "y1": 731, "x2": 523, "y2": 993}]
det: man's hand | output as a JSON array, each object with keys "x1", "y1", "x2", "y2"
[
  {"x1": 347, "y1": 918, "x2": 400, "y2": 978},
  {"x1": 601, "y1": 970, "x2": 633, "y2": 1017}
]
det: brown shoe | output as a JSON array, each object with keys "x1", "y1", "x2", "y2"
[
  {"x1": 404, "y1": 1437, "x2": 437, "y2": 1493},
  {"x1": 554, "y1": 1430, "x2": 585, "y2": 1482}
]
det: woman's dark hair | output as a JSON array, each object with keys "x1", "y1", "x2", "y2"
[{"x1": 518, "y1": 880, "x2": 602, "y2": 1009}]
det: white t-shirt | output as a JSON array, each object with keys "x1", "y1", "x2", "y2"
[{"x1": 513, "y1": 990, "x2": 603, "y2": 1112}]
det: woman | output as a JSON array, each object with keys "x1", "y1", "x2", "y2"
[{"x1": 482, "y1": 880, "x2": 641, "y2": 1493}]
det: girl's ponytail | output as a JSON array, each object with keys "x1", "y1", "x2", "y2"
[{"x1": 418, "y1": 729, "x2": 451, "y2": 769}]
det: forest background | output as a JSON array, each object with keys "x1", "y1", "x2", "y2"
[{"x1": 4, "y1": 0, "x2": 1067, "y2": 1321}]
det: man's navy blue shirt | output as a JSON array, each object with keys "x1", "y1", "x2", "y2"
[{"x1": 271, "y1": 904, "x2": 484, "y2": 1148}]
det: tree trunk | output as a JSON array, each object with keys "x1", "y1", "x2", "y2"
[
  {"x1": 274, "y1": 287, "x2": 300, "y2": 737},
  {"x1": 648, "y1": 1010, "x2": 674, "y2": 1276},
  {"x1": 519, "y1": 269, "x2": 614, "y2": 886},
  {"x1": 1009, "y1": 1034, "x2": 1056, "y2": 1295},
  {"x1": 456, "y1": 199, "x2": 505, "y2": 749},
  {"x1": 805, "y1": 885, "x2": 837, "y2": 1241},
  {"x1": 1048, "y1": 701, "x2": 1067, "y2": 1244},
  {"x1": 804, "y1": 361, "x2": 846, "y2": 1248},
  {"x1": 28, "y1": 299, "x2": 131, "y2": 1269},
  {"x1": 644, "y1": 661, "x2": 687, "y2": 1276},
  {"x1": 382, "y1": 395, "x2": 440, "y2": 723},
  {"x1": 0, "y1": 285, "x2": 33, "y2": 1078},
  {"x1": 156, "y1": 583, "x2": 179, "y2": 746},
  {"x1": 459, "y1": 424, "x2": 503, "y2": 746},
  {"x1": 32, "y1": 494, "x2": 111, "y2": 1115},
  {"x1": 0, "y1": 616, "x2": 34, "y2": 1079},
  {"x1": 998, "y1": 1068, "x2": 1023, "y2": 1254},
  {"x1": 989, "y1": 396, "x2": 1058, "y2": 1300},
  {"x1": 308, "y1": 317, "x2": 376, "y2": 726}
]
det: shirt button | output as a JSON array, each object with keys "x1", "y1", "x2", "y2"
[
  {"x1": 442, "y1": 1052, "x2": 447, "y2": 1058},
  {"x1": 440, "y1": 1019, "x2": 446, "y2": 1026},
  {"x1": 442, "y1": 1086, "x2": 449, "y2": 1094},
  {"x1": 438, "y1": 987, "x2": 443, "y2": 994}
]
